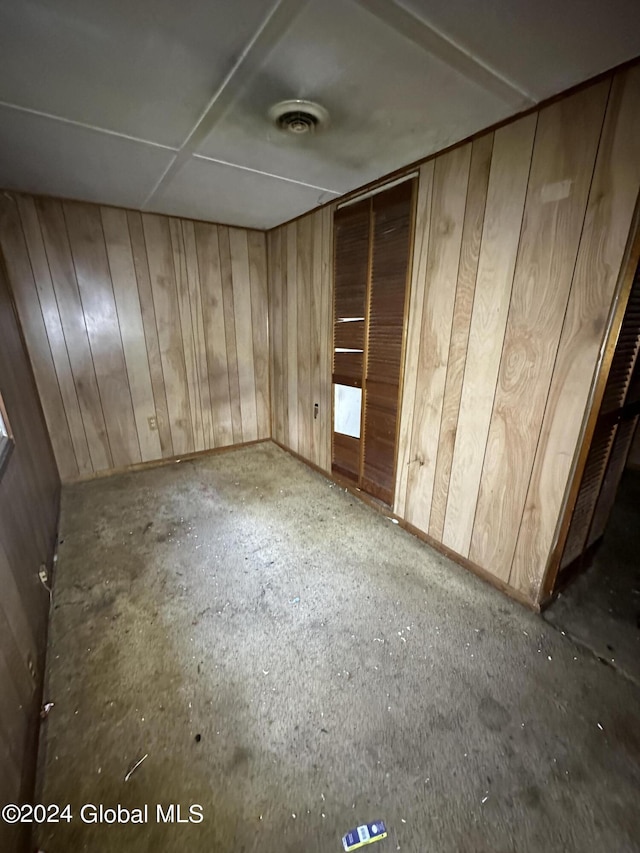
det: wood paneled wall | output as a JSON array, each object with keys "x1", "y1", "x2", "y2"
[
  {"x1": 0, "y1": 248, "x2": 59, "y2": 853},
  {"x1": 1, "y1": 70, "x2": 639, "y2": 609},
  {"x1": 0, "y1": 195, "x2": 270, "y2": 482},
  {"x1": 268, "y1": 207, "x2": 333, "y2": 472},
  {"x1": 397, "y1": 66, "x2": 640, "y2": 604},
  {"x1": 268, "y1": 66, "x2": 640, "y2": 606}
]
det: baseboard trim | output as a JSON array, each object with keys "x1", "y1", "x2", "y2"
[
  {"x1": 64, "y1": 438, "x2": 271, "y2": 485},
  {"x1": 272, "y1": 439, "x2": 538, "y2": 611}
]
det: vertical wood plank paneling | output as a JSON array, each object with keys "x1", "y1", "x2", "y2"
[
  {"x1": 511, "y1": 66, "x2": 640, "y2": 597},
  {"x1": 264, "y1": 70, "x2": 638, "y2": 605},
  {"x1": 182, "y1": 219, "x2": 215, "y2": 449},
  {"x1": 16, "y1": 196, "x2": 91, "y2": 478},
  {"x1": 443, "y1": 114, "x2": 537, "y2": 557},
  {"x1": 296, "y1": 215, "x2": 313, "y2": 461},
  {"x1": 0, "y1": 252, "x2": 59, "y2": 825},
  {"x1": 142, "y1": 213, "x2": 194, "y2": 456},
  {"x1": 470, "y1": 82, "x2": 610, "y2": 580},
  {"x1": 310, "y1": 210, "x2": 324, "y2": 467},
  {"x1": 320, "y1": 205, "x2": 334, "y2": 473},
  {"x1": 248, "y1": 230, "x2": 270, "y2": 439},
  {"x1": 0, "y1": 196, "x2": 82, "y2": 479},
  {"x1": 268, "y1": 207, "x2": 333, "y2": 469},
  {"x1": 4, "y1": 195, "x2": 269, "y2": 481},
  {"x1": 281, "y1": 226, "x2": 290, "y2": 448},
  {"x1": 100, "y1": 206, "x2": 162, "y2": 463},
  {"x1": 0, "y1": 543, "x2": 39, "y2": 692},
  {"x1": 428, "y1": 134, "x2": 493, "y2": 541},
  {"x1": 217, "y1": 226, "x2": 243, "y2": 444},
  {"x1": 169, "y1": 218, "x2": 203, "y2": 451},
  {"x1": 404, "y1": 145, "x2": 471, "y2": 531},
  {"x1": 268, "y1": 229, "x2": 284, "y2": 443},
  {"x1": 2, "y1": 71, "x2": 636, "y2": 609},
  {"x1": 64, "y1": 201, "x2": 141, "y2": 468},
  {"x1": 394, "y1": 161, "x2": 435, "y2": 518},
  {"x1": 194, "y1": 222, "x2": 234, "y2": 447},
  {"x1": 286, "y1": 222, "x2": 299, "y2": 452},
  {"x1": 229, "y1": 227, "x2": 259, "y2": 442},
  {"x1": 37, "y1": 198, "x2": 113, "y2": 471},
  {"x1": 127, "y1": 210, "x2": 174, "y2": 457}
]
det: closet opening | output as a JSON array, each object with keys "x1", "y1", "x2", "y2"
[{"x1": 331, "y1": 178, "x2": 416, "y2": 506}]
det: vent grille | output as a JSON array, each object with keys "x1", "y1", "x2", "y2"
[{"x1": 268, "y1": 100, "x2": 329, "y2": 135}]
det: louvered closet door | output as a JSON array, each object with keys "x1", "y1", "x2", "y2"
[
  {"x1": 332, "y1": 180, "x2": 415, "y2": 504},
  {"x1": 560, "y1": 260, "x2": 640, "y2": 573},
  {"x1": 332, "y1": 200, "x2": 369, "y2": 482},
  {"x1": 361, "y1": 181, "x2": 414, "y2": 504}
]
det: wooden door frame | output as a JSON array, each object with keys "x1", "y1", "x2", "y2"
[{"x1": 540, "y1": 195, "x2": 640, "y2": 603}]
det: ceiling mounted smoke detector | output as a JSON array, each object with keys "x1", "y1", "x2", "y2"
[{"x1": 268, "y1": 99, "x2": 329, "y2": 135}]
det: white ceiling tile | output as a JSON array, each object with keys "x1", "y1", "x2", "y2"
[
  {"x1": 396, "y1": 0, "x2": 640, "y2": 99},
  {"x1": 0, "y1": 106, "x2": 176, "y2": 209},
  {"x1": 1, "y1": 0, "x2": 639, "y2": 228},
  {"x1": 196, "y1": 0, "x2": 523, "y2": 195},
  {"x1": 0, "y1": 0, "x2": 276, "y2": 147},
  {"x1": 148, "y1": 156, "x2": 339, "y2": 230}
]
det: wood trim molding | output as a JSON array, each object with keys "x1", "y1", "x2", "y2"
[
  {"x1": 540, "y1": 192, "x2": 640, "y2": 600},
  {"x1": 64, "y1": 438, "x2": 270, "y2": 484},
  {"x1": 273, "y1": 438, "x2": 539, "y2": 611},
  {"x1": 390, "y1": 177, "x2": 419, "y2": 508}
]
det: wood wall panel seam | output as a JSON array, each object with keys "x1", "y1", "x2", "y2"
[
  {"x1": 40, "y1": 198, "x2": 112, "y2": 471},
  {"x1": 429, "y1": 134, "x2": 494, "y2": 542},
  {"x1": 100, "y1": 206, "x2": 161, "y2": 464},
  {"x1": 4, "y1": 193, "x2": 270, "y2": 482},
  {"x1": 469, "y1": 82, "x2": 610, "y2": 584},
  {"x1": 248, "y1": 230, "x2": 270, "y2": 440},
  {"x1": 506, "y1": 82, "x2": 612, "y2": 593},
  {"x1": 404, "y1": 146, "x2": 471, "y2": 531},
  {"x1": 281, "y1": 227, "x2": 290, "y2": 448},
  {"x1": 465, "y1": 121, "x2": 539, "y2": 568},
  {"x1": 403, "y1": 160, "x2": 440, "y2": 523},
  {"x1": 393, "y1": 162, "x2": 435, "y2": 518},
  {"x1": 286, "y1": 222, "x2": 298, "y2": 453},
  {"x1": 183, "y1": 219, "x2": 215, "y2": 450},
  {"x1": 0, "y1": 250, "x2": 59, "y2": 837},
  {"x1": 511, "y1": 67, "x2": 640, "y2": 598},
  {"x1": 218, "y1": 226, "x2": 243, "y2": 444},
  {"x1": 229, "y1": 227, "x2": 259, "y2": 443},
  {"x1": 5, "y1": 197, "x2": 83, "y2": 479},
  {"x1": 97, "y1": 206, "x2": 144, "y2": 465},
  {"x1": 442, "y1": 113, "x2": 537, "y2": 558},
  {"x1": 62, "y1": 201, "x2": 123, "y2": 469},
  {"x1": 142, "y1": 213, "x2": 196, "y2": 456},
  {"x1": 126, "y1": 210, "x2": 174, "y2": 458},
  {"x1": 169, "y1": 218, "x2": 201, "y2": 453},
  {"x1": 16, "y1": 197, "x2": 82, "y2": 467}
]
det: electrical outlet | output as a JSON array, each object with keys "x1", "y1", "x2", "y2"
[{"x1": 148, "y1": 415, "x2": 158, "y2": 431}]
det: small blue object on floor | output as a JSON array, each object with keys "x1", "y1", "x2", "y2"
[{"x1": 342, "y1": 820, "x2": 388, "y2": 851}]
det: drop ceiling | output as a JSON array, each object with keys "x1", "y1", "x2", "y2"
[{"x1": 0, "y1": 0, "x2": 639, "y2": 230}]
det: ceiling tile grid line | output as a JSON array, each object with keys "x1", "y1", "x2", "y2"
[
  {"x1": 141, "y1": 0, "x2": 310, "y2": 211},
  {"x1": 1, "y1": 0, "x2": 639, "y2": 228},
  {"x1": 192, "y1": 154, "x2": 340, "y2": 194},
  {"x1": 356, "y1": 0, "x2": 537, "y2": 104},
  {"x1": 0, "y1": 100, "x2": 179, "y2": 151}
]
